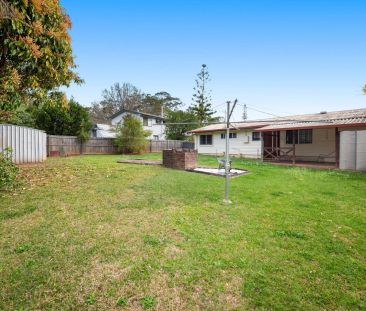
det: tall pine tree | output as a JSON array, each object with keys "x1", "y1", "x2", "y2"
[{"x1": 189, "y1": 64, "x2": 215, "y2": 124}]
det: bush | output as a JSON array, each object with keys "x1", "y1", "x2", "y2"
[
  {"x1": 115, "y1": 115, "x2": 151, "y2": 154},
  {"x1": 0, "y1": 148, "x2": 19, "y2": 191}
]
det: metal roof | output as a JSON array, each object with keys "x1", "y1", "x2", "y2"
[
  {"x1": 191, "y1": 108, "x2": 366, "y2": 133},
  {"x1": 258, "y1": 118, "x2": 366, "y2": 132},
  {"x1": 190, "y1": 122, "x2": 268, "y2": 133}
]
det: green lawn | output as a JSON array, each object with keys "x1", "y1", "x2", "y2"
[{"x1": 0, "y1": 154, "x2": 365, "y2": 310}]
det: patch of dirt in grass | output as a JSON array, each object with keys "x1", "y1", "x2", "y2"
[
  {"x1": 77, "y1": 259, "x2": 132, "y2": 309},
  {"x1": 164, "y1": 245, "x2": 183, "y2": 259},
  {"x1": 218, "y1": 274, "x2": 244, "y2": 310},
  {"x1": 147, "y1": 271, "x2": 187, "y2": 311}
]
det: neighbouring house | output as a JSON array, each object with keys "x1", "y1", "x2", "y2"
[
  {"x1": 91, "y1": 123, "x2": 116, "y2": 138},
  {"x1": 91, "y1": 109, "x2": 166, "y2": 140},
  {"x1": 191, "y1": 108, "x2": 366, "y2": 171}
]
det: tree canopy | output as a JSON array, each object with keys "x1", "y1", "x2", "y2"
[
  {"x1": 34, "y1": 95, "x2": 92, "y2": 140},
  {"x1": 0, "y1": 0, "x2": 81, "y2": 121},
  {"x1": 164, "y1": 109, "x2": 197, "y2": 140},
  {"x1": 89, "y1": 82, "x2": 182, "y2": 123}
]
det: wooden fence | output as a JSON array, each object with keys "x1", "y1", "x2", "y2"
[
  {"x1": 47, "y1": 135, "x2": 194, "y2": 156},
  {"x1": 47, "y1": 136, "x2": 117, "y2": 156}
]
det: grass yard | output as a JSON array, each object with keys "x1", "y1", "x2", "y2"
[{"x1": 0, "y1": 154, "x2": 365, "y2": 310}]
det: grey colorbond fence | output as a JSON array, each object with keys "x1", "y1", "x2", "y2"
[
  {"x1": 47, "y1": 135, "x2": 194, "y2": 156},
  {"x1": 0, "y1": 124, "x2": 47, "y2": 164}
]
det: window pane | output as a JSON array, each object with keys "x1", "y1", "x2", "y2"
[
  {"x1": 286, "y1": 131, "x2": 293, "y2": 144},
  {"x1": 221, "y1": 133, "x2": 225, "y2": 139},
  {"x1": 286, "y1": 130, "x2": 299, "y2": 144},
  {"x1": 299, "y1": 129, "x2": 312, "y2": 144},
  {"x1": 207, "y1": 135, "x2": 212, "y2": 144},
  {"x1": 200, "y1": 135, "x2": 212, "y2": 145},
  {"x1": 252, "y1": 132, "x2": 260, "y2": 141},
  {"x1": 200, "y1": 135, "x2": 205, "y2": 145}
]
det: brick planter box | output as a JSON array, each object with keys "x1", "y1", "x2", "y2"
[{"x1": 162, "y1": 149, "x2": 197, "y2": 170}]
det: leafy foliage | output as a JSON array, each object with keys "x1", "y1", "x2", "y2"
[
  {"x1": 0, "y1": 0, "x2": 81, "y2": 121},
  {"x1": 89, "y1": 83, "x2": 182, "y2": 123},
  {"x1": 115, "y1": 115, "x2": 151, "y2": 154},
  {"x1": 0, "y1": 148, "x2": 18, "y2": 191},
  {"x1": 363, "y1": 85, "x2": 366, "y2": 94},
  {"x1": 89, "y1": 83, "x2": 144, "y2": 123},
  {"x1": 189, "y1": 64, "x2": 215, "y2": 124},
  {"x1": 164, "y1": 109, "x2": 197, "y2": 140},
  {"x1": 143, "y1": 91, "x2": 182, "y2": 115},
  {"x1": 34, "y1": 95, "x2": 92, "y2": 140}
]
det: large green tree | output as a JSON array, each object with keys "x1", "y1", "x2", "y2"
[
  {"x1": 189, "y1": 64, "x2": 215, "y2": 124},
  {"x1": 34, "y1": 95, "x2": 92, "y2": 140},
  {"x1": 164, "y1": 109, "x2": 197, "y2": 140},
  {"x1": 143, "y1": 91, "x2": 182, "y2": 116},
  {"x1": 0, "y1": 0, "x2": 81, "y2": 121}
]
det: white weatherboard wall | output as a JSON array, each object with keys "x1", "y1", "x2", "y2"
[
  {"x1": 340, "y1": 130, "x2": 366, "y2": 171},
  {"x1": 0, "y1": 124, "x2": 47, "y2": 164},
  {"x1": 195, "y1": 130, "x2": 262, "y2": 158},
  {"x1": 280, "y1": 128, "x2": 336, "y2": 162},
  {"x1": 111, "y1": 112, "x2": 165, "y2": 140}
]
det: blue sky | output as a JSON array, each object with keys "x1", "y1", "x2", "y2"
[{"x1": 61, "y1": 0, "x2": 366, "y2": 121}]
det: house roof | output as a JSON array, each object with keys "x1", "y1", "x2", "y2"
[
  {"x1": 191, "y1": 108, "x2": 366, "y2": 133},
  {"x1": 108, "y1": 109, "x2": 165, "y2": 121},
  {"x1": 258, "y1": 108, "x2": 366, "y2": 132},
  {"x1": 190, "y1": 121, "x2": 269, "y2": 133}
]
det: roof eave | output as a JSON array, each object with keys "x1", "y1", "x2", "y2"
[{"x1": 258, "y1": 122, "x2": 366, "y2": 132}]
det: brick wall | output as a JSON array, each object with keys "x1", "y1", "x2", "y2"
[{"x1": 162, "y1": 149, "x2": 197, "y2": 170}]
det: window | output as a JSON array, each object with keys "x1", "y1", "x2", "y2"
[
  {"x1": 299, "y1": 129, "x2": 312, "y2": 144},
  {"x1": 200, "y1": 135, "x2": 212, "y2": 145},
  {"x1": 252, "y1": 132, "x2": 261, "y2": 141},
  {"x1": 220, "y1": 133, "x2": 237, "y2": 139},
  {"x1": 143, "y1": 117, "x2": 148, "y2": 126},
  {"x1": 286, "y1": 129, "x2": 312, "y2": 144},
  {"x1": 286, "y1": 130, "x2": 297, "y2": 144},
  {"x1": 153, "y1": 135, "x2": 159, "y2": 140}
]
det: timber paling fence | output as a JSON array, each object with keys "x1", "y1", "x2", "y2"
[
  {"x1": 47, "y1": 135, "x2": 118, "y2": 156},
  {"x1": 0, "y1": 124, "x2": 47, "y2": 164},
  {"x1": 47, "y1": 135, "x2": 194, "y2": 156}
]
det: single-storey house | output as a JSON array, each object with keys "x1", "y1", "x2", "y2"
[
  {"x1": 191, "y1": 108, "x2": 366, "y2": 170},
  {"x1": 91, "y1": 109, "x2": 166, "y2": 140}
]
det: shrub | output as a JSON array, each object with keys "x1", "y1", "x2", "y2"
[
  {"x1": 0, "y1": 148, "x2": 19, "y2": 191},
  {"x1": 115, "y1": 115, "x2": 151, "y2": 154}
]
